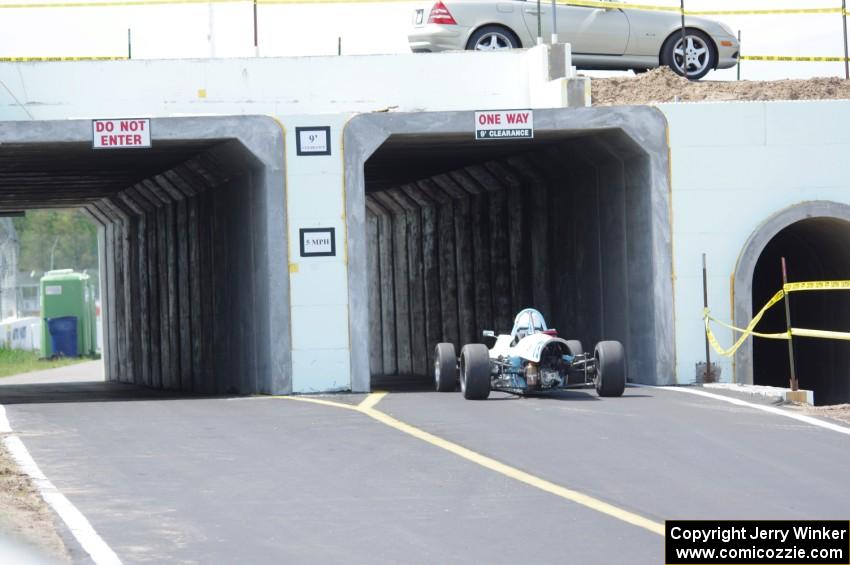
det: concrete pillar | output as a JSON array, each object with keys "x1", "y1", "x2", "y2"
[
  {"x1": 624, "y1": 155, "x2": 655, "y2": 380},
  {"x1": 466, "y1": 164, "x2": 512, "y2": 333},
  {"x1": 417, "y1": 179, "x2": 459, "y2": 350},
  {"x1": 124, "y1": 187, "x2": 163, "y2": 389},
  {"x1": 195, "y1": 187, "x2": 216, "y2": 394},
  {"x1": 506, "y1": 156, "x2": 552, "y2": 320},
  {"x1": 372, "y1": 191, "x2": 413, "y2": 375},
  {"x1": 100, "y1": 197, "x2": 136, "y2": 384},
  {"x1": 365, "y1": 202, "x2": 384, "y2": 377},
  {"x1": 366, "y1": 195, "x2": 396, "y2": 376},
  {"x1": 155, "y1": 175, "x2": 192, "y2": 392},
  {"x1": 432, "y1": 174, "x2": 476, "y2": 348},
  {"x1": 389, "y1": 187, "x2": 428, "y2": 378},
  {"x1": 400, "y1": 184, "x2": 442, "y2": 374},
  {"x1": 165, "y1": 168, "x2": 206, "y2": 393},
  {"x1": 483, "y1": 161, "x2": 530, "y2": 316},
  {"x1": 450, "y1": 169, "x2": 494, "y2": 335},
  {"x1": 142, "y1": 179, "x2": 180, "y2": 391},
  {"x1": 83, "y1": 204, "x2": 112, "y2": 380},
  {"x1": 118, "y1": 189, "x2": 152, "y2": 387}
]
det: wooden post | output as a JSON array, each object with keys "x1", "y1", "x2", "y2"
[
  {"x1": 843, "y1": 0, "x2": 849, "y2": 79},
  {"x1": 702, "y1": 253, "x2": 712, "y2": 382},
  {"x1": 781, "y1": 257, "x2": 799, "y2": 391}
]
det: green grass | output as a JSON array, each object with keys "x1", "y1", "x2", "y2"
[{"x1": 0, "y1": 348, "x2": 88, "y2": 378}]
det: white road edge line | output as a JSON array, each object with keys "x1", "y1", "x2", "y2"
[
  {"x1": 642, "y1": 385, "x2": 850, "y2": 437},
  {"x1": 0, "y1": 404, "x2": 122, "y2": 565}
]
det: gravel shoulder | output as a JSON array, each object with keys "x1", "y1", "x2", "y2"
[
  {"x1": 591, "y1": 67, "x2": 850, "y2": 105},
  {"x1": 0, "y1": 441, "x2": 69, "y2": 563}
]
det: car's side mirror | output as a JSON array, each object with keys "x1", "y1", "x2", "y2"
[{"x1": 482, "y1": 330, "x2": 495, "y2": 337}]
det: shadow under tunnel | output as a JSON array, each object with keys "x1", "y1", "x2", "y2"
[
  {"x1": 363, "y1": 128, "x2": 660, "y2": 388},
  {"x1": 752, "y1": 218, "x2": 850, "y2": 405},
  {"x1": 0, "y1": 117, "x2": 289, "y2": 395}
]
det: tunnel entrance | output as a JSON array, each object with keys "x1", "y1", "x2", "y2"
[
  {"x1": 344, "y1": 108, "x2": 676, "y2": 392},
  {"x1": 751, "y1": 218, "x2": 850, "y2": 405},
  {"x1": 0, "y1": 117, "x2": 290, "y2": 395}
]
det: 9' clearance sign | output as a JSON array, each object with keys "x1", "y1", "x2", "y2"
[
  {"x1": 474, "y1": 110, "x2": 534, "y2": 140},
  {"x1": 92, "y1": 118, "x2": 151, "y2": 149}
]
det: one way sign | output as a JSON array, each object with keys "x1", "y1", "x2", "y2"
[{"x1": 474, "y1": 110, "x2": 534, "y2": 140}]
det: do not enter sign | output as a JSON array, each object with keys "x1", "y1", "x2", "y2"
[{"x1": 92, "y1": 118, "x2": 152, "y2": 149}]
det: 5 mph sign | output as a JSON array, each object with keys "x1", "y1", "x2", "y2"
[{"x1": 475, "y1": 110, "x2": 534, "y2": 140}]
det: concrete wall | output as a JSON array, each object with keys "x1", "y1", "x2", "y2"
[
  {"x1": 0, "y1": 45, "x2": 582, "y2": 122},
  {"x1": 660, "y1": 100, "x2": 850, "y2": 386},
  {"x1": 5, "y1": 52, "x2": 850, "y2": 393}
]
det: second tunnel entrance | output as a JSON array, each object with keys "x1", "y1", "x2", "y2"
[{"x1": 344, "y1": 108, "x2": 676, "y2": 391}]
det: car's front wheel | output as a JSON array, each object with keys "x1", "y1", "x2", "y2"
[
  {"x1": 466, "y1": 26, "x2": 521, "y2": 51},
  {"x1": 460, "y1": 344, "x2": 491, "y2": 400},
  {"x1": 660, "y1": 29, "x2": 716, "y2": 80}
]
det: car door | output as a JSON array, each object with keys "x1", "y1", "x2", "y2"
[{"x1": 519, "y1": 0, "x2": 629, "y2": 55}]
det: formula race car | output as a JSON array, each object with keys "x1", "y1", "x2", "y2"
[{"x1": 434, "y1": 308, "x2": 626, "y2": 400}]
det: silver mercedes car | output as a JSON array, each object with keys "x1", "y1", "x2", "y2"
[{"x1": 408, "y1": 0, "x2": 739, "y2": 79}]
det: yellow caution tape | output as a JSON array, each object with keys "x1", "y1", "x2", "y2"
[
  {"x1": 792, "y1": 327, "x2": 850, "y2": 341},
  {"x1": 556, "y1": 1, "x2": 844, "y2": 15},
  {"x1": 0, "y1": 0, "x2": 238, "y2": 7},
  {"x1": 688, "y1": 7, "x2": 843, "y2": 15},
  {"x1": 0, "y1": 56, "x2": 128, "y2": 61},
  {"x1": 704, "y1": 280, "x2": 850, "y2": 357},
  {"x1": 741, "y1": 55, "x2": 850, "y2": 62},
  {"x1": 0, "y1": 0, "x2": 844, "y2": 11},
  {"x1": 703, "y1": 289, "x2": 787, "y2": 357},
  {"x1": 785, "y1": 280, "x2": 850, "y2": 292},
  {"x1": 558, "y1": 0, "x2": 678, "y2": 12}
]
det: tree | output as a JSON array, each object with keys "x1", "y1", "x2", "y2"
[{"x1": 12, "y1": 210, "x2": 98, "y2": 274}]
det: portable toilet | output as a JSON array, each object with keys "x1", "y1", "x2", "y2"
[{"x1": 40, "y1": 269, "x2": 92, "y2": 358}]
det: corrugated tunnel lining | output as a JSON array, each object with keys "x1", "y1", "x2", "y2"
[
  {"x1": 752, "y1": 218, "x2": 850, "y2": 405},
  {"x1": 364, "y1": 130, "x2": 657, "y2": 385},
  {"x1": 0, "y1": 135, "x2": 271, "y2": 394}
]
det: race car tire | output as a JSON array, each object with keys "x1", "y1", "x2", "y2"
[
  {"x1": 434, "y1": 343, "x2": 458, "y2": 392},
  {"x1": 594, "y1": 341, "x2": 626, "y2": 397},
  {"x1": 565, "y1": 340, "x2": 583, "y2": 357},
  {"x1": 460, "y1": 344, "x2": 491, "y2": 400}
]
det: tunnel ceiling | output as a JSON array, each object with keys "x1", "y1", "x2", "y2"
[
  {"x1": 364, "y1": 130, "x2": 624, "y2": 192},
  {"x1": 0, "y1": 140, "x2": 222, "y2": 210}
]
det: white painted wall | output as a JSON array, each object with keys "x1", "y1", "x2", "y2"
[
  {"x1": 0, "y1": 45, "x2": 577, "y2": 121},
  {"x1": 284, "y1": 114, "x2": 353, "y2": 393},
  {"x1": 659, "y1": 100, "x2": 850, "y2": 384}
]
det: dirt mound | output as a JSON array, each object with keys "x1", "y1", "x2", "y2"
[{"x1": 590, "y1": 67, "x2": 850, "y2": 106}]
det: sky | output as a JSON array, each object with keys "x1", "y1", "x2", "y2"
[{"x1": 0, "y1": 0, "x2": 847, "y2": 81}]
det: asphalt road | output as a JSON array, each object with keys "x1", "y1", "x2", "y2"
[{"x1": 2, "y1": 366, "x2": 849, "y2": 564}]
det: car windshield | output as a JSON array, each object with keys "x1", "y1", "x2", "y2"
[{"x1": 511, "y1": 309, "x2": 547, "y2": 340}]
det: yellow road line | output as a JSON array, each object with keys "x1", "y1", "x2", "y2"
[
  {"x1": 277, "y1": 392, "x2": 664, "y2": 537},
  {"x1": 357, "y1": 390, "x2": 387, "y2": 410}
]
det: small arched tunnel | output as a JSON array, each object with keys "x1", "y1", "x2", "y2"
[
  {"x1": 752, "y1": 217, "x2": 850, "y2": 405},
  {"x1": 0, "y1": 117, "x2": 289, "y2": 395},
  {"x1": 356, "y1": 120, "x2": 672, "y2": 390}
]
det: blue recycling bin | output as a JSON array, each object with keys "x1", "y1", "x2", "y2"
[{"x1": 46, "y1": 316, "x2": 78, "y2": 358}]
